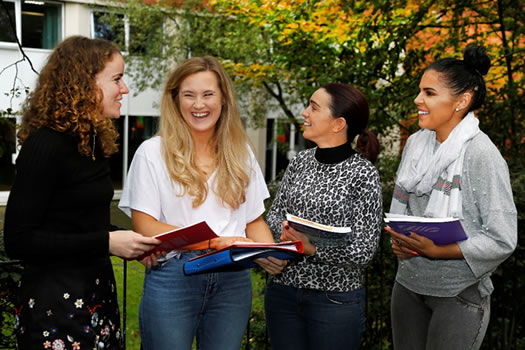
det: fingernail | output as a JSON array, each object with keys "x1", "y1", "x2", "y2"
[
  {"x1": 411, "y1": 251, "x2": 419, "y2": 256},
  {"x1": 284, "y1": 224, "x2": 289, "y2": 230}
]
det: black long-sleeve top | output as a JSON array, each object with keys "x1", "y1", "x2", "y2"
[{"x1": 4, "y1": 127, "x2": 112, "y2": 264}]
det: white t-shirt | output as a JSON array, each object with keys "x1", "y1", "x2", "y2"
[{"x1": 119, "y1": 136, "x2": 269, "y2": 239}]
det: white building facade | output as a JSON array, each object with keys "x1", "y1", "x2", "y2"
[{"x1": 0, "y1": 0, "x2": 298, "y2": 205}]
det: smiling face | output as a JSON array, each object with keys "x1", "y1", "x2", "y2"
[
  {"x1": 414, "y1": 69, "x2": 463, "y2": 142},
  {"x1": 95, "y1": 53, "x2": 129, "y2": 119},
  {"x1": 301, "y1": 88, "x2": 346, "y2": 147},
  {"x1": 178, "y1": 71, "x2": 223, "y2": 138}
]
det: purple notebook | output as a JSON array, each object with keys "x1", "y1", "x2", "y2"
[{"x1": 384, "y1": 214, "x2": 468, "y2": 245}]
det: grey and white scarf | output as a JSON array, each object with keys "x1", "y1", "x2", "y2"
[{"x1": 390, "y1": 112, "x2": 480, "y2": 218}]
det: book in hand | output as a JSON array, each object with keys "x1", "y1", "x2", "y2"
[
  {"x1": 134, "y1": 221, "x2": 219, "y2": 261},
  {"x1": 182, "y1": 240, "x2": 304, "y2": 275},
  {"x1": 384, "y1": 213, "x2": 467, "y2": 245},
  {"x1": 286, "y1": 213, "x2": 351, "y2": 247}
]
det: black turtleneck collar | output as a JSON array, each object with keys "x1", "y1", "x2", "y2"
[{"x1": 314, "y1": 142, "x2": 356, "y2": 164}]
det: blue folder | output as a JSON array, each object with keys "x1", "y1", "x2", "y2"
[{"x1": 183, "y1": 241, "x2": 303, "y2": 275}]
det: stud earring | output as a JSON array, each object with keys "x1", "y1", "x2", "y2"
[{"x1": 455, "y1": 107, "x2": 460, "y2": 112}]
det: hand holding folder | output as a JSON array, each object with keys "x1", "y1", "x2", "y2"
[
  {"x1": 384, "y1": 213, "x2": 467, "y2": 245},
  {"x1": 183, "y1": 240, "x2": 304, "y2": 275},
  {"x1": 133, "y1": 221, "x2": 218, "y2": 261}
]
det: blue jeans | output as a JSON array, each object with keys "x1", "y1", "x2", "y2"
[
  {"x1": 391, "y1": 281, "x2": 490, "y2": 350},
  {"x1": 139, "y1": 251, "x2": 252, "y2": 350},
  {"x1": 264, "y1": 281, "x2": 365, "y2": 350}
]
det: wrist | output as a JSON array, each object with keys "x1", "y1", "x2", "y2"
[
  {"x1": 306, "y1": 244, "x2": 317, "y2": 256},
  {"x1": 428, "y1": 243, "x2": 462, "y2": 260},
  {"x1": 107, "y1": 231, "x2": 114, "y2": 255}
]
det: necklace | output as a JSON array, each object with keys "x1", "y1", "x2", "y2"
[{"x1": 91, "y1": 130, "x2": 97, "y2": 161}]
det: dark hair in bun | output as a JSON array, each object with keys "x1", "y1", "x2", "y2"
[{"x1": 427, "y1": 45, "x2": 491, "y2": 112}]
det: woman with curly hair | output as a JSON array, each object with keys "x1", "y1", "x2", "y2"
[
  {"x1": 119, "y1": 55, "x2": 279, "y2": 349},
  {"x1": 4, "y1": 35, "x2": 159, "y2": 349}
]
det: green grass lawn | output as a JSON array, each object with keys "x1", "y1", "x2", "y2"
[{"x1": 111, "y1": 258, "x2": 145, "y2": 350}]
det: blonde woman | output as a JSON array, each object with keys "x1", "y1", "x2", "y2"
[{"x1": 119, "y1": 56, "x2": 279, "y2": 350}]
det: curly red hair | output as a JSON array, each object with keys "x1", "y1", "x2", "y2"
[{"x1": 18, "y1": 36, "x2": 121, "y2": 157}]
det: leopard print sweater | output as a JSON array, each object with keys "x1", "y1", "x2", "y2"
[{"x1": 267, "y1": 147, "x2": 382, "y2": 292}]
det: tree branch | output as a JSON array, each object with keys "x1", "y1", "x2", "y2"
[
  {"x1": 262, "y1": 81, "x2": 299, "y2": 126},
  {"x1": 0, "y1": 0, "x2": 39, "y2": 75}
]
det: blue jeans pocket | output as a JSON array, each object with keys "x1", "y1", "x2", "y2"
[
  {"x1": 147, "y1": 256, "x2": 175, "y2": 272},
  {"x1": 149, "y1": 250, "x2": 207, "y2": 272},
  {"x1": 324, "y1": 289, "x2": 363, "y2": 305}
]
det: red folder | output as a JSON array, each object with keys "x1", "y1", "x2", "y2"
[{"x1": 134, "y1": 221, "x2": 218, "y2": 260}]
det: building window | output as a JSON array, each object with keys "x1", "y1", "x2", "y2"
[
  {"x1": 127, "y1": 115, "x2": 159, "y2": 164},
  {"x1": 0, "y1": 0, "x2": 62, "y2": 49},
  {"x1": 92, "y1": 10, "x2": 162, "y2": 56},
  {"x1": 265, "y1": 118, "x2": 304, "y2": 181},
  {"x1": 109, "y1": 115, "x2": 159, "y2": 189},
  {"x1": 0, "y1": 117, "x2": 16, "y2": 191},
  {"x1": 0, "y1": 1, "x2": 16, "y2": 43},
  {"x1": 22, "y1": 0, "x2": 61, "y2": 49},
  {"x1": 93, "y1": 11, "x2": 124, "y2": 47}
]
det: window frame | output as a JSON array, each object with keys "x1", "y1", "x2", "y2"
[
  {"x1": 91, "y1": 9, "x2": 127, "y2": 50},
  {"x1": 90, "y1": 8, "x2": 163, "y2": 56},
  {"x1": 0, "y1": 0, "x2": 64, "y2": 50},
  {"x1": 0, "y1": 0, "x2": 18, "y2": 47}
]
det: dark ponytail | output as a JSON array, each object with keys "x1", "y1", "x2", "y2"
[
  {"x1": 427, "y1": 45, "x2": 491, "y2": 112},
  {"x1": 356, "y1": 129, "x2": 380, "y2": 164}
]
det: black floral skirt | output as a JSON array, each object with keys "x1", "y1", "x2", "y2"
[{"x1": 13, "y1": 258, "x2": 124, "y2": 350}]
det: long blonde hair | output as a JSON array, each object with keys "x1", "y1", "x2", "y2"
[{"x1": 159, "y1": 56, "x2": 250, "y2": 209}]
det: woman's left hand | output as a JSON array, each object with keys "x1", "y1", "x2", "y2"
[
  {"x1": 254, "y1": 256, "x2": 288, "y2": 275},
  {"x1": 280, "y1": 221, "x2": 317, "y2": 256}
]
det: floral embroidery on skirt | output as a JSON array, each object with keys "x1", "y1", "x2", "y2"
[{"x1": 14, "y1": 260, "x2": 123, "y2": 350}]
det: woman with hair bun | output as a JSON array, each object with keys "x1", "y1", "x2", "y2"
[
  {"x1": 387, "y1": 45, "x2": 517, "y2": 349},
  {"x1": 262, "y1": 83, "x2": 383, "y2": 349}
]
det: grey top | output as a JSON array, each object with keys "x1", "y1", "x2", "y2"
[{"x1": 396, "y1": 132, "x2": 517, "y2": 297}]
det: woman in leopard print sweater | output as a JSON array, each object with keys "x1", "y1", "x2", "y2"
[{"x1": 262, "y1": 83, "x2": 382, "y2": 350}]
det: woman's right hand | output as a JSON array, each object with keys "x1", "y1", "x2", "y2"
[
  {"x1": 280, "y1": 221, "x2": 316, "y2": 256},
  {"x1": 109, "y1": 230, "x2": 161, "y2": 260},
  {"x1": 385, "y1": 226, "x2": 419, "y2": 259}
]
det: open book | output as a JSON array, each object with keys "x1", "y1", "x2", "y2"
[
  {"x1": 134, "y1": 221, "x2": 219, "y2": 261},
  {"x1": 286, "y1": 213, "x2": 351, "y2": 247},
  {"x1": 182, "y1": 240, "x2": 304, "y2": 275},
  {"x1": 384, "y1": 213, "x2": 467, "y2": 245}
]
